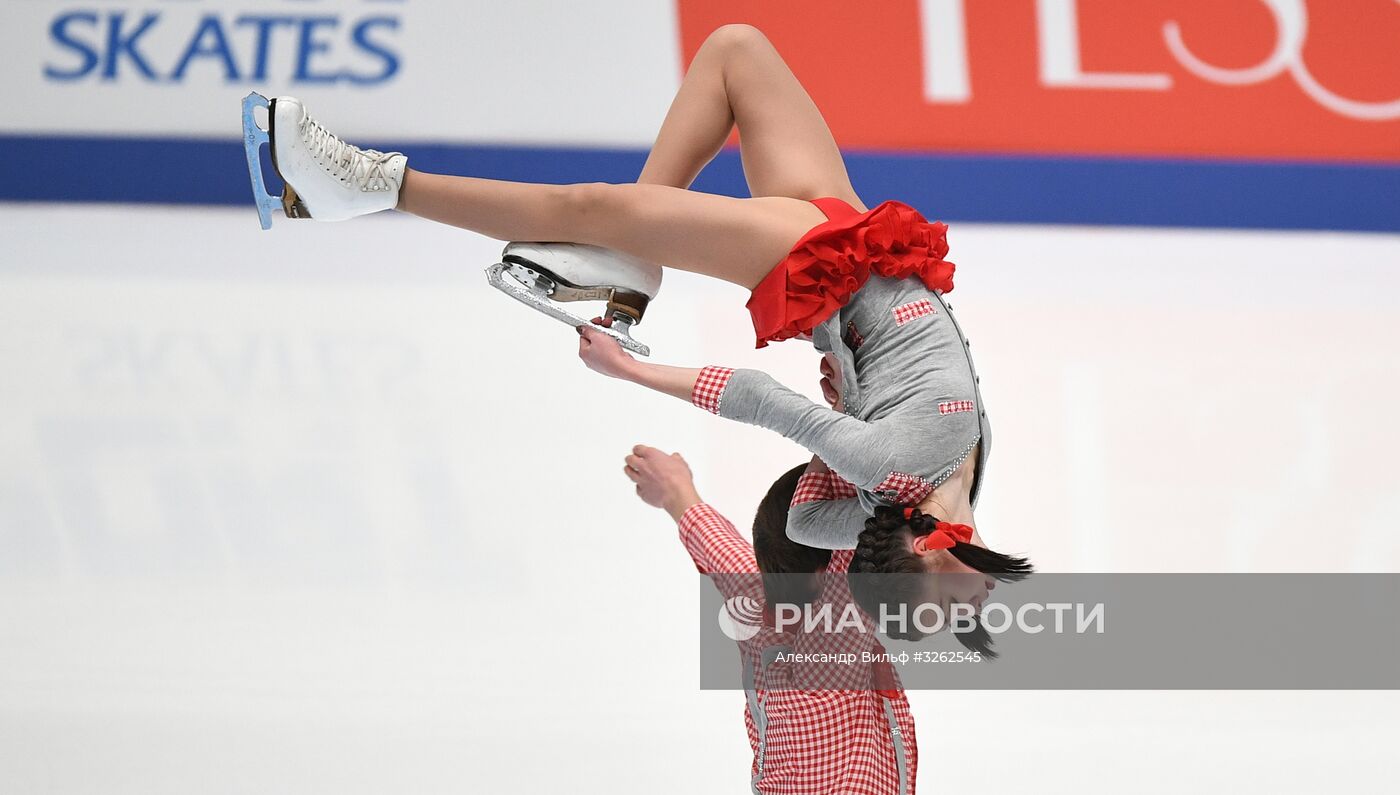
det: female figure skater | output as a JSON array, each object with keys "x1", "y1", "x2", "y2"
[{"x1": 260, "y1": 24, "x2": 1029, "y2": 575}]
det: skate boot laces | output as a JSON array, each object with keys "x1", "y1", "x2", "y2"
[{"x1": 299, "y1": 113, "x2": 402, "y2": 192}]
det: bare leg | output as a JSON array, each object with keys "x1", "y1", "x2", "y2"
[
  {"x1": 396, "y1": 24, "x2": 853, "y2": 288},
  {"x1": 638, "y1": 24, "x2": 865, "y2": 209},
  {"x1": 398, "y1": 173, "x2": 823, "y2": 289}
]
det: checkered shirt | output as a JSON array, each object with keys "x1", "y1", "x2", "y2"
[{"x1": 679, "y1": 503, "x2": 918, "y2": 794}]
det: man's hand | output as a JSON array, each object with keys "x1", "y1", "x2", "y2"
[{"x1": 623, "y1": 444, "x2": 702, "y2": 522}]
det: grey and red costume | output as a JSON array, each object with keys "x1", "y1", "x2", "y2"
[{"x1": 691, "y1": 198, "x2": 990, "y2": 550}]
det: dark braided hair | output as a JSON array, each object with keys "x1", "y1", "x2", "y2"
[{"x1": 848, "y1": 506, "x2": 1033, "y2": 657}]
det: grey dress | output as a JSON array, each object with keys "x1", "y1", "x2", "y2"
[{"x1": 698, "y1": 275, "x2": 990, "y2": 550}]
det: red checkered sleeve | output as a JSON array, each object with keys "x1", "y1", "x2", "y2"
[
  {"x1": 677, "y1": 503, "x2": 759, "y2": 575},
  {"x1": 678, "y1": 503, "x2": 763, "y2": 610},
  {"x1": 830, "y1": 474, "x2": 859, "y2": 500},
  {"x1": 873, "y1": 471, "x2": 936, "y2": 506},
  {"x1": 791, "y1": 471, "x2": 861, "y2": 505},
  {"x1": 690, "y1": 366, "x2": 734, "y2": 415},
  {"x1": 791, "y1": 472, "x2": 835, "y2": 505}
]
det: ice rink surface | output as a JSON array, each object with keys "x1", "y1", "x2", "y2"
[{"x1": 3, "y1": 203, "x2": 1399, "y2": 792}]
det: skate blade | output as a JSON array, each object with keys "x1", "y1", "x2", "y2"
[
  {"x1": 241, "y1": 92, "x2": 278, "y2": 230},
  {"x1": 499, "y1": 255, "x2": 650, "y2": 323},
  {"x1": 486, "y1": 262, "x2": 651, "y2": 357}
]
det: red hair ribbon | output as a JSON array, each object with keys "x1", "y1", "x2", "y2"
[
  {"x1": 902, "y1": 506, "x2": 916, "y2": 520},
  {"x1": 924, "y1": 521, "x2": 974, "y2": 550}
]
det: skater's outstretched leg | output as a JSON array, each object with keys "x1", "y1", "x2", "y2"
[
  {"x1": 398, "y1": 173, "x2": 823, "y2": 289},
  {"x1": 638, "y1": 24, "x2": 865, "y2": 209},
  {"x1": 253, "y1": 25, "x2": 851, "y2": 289}
]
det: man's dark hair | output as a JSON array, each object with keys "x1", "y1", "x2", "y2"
[
  {"x1": 848, "y1": 507, "x2": 1033, "y2": 658},
  {"x1": 752, "y1": 463, "x2": 832, "y2": 604}
]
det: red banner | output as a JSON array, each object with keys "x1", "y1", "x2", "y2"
[{"x1": 676, "y1": 0, "x2": 1400, "y2": 162}]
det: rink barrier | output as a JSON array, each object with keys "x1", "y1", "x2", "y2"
[{"x1": 1, "y1": 134, "x2": 1396, "y2": 232}]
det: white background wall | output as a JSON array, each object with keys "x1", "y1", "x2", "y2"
[{"x1": 3, "y1": 204, "x2": 1398, "y2": 792}]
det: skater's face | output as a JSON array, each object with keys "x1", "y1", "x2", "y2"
[{"x1": 912, "y1": 547, "x2": 997, "y2": 621}]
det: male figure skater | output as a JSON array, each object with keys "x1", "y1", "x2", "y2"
[{"x1": 624, "y1": 441, "x2": 917, "y2": 794}]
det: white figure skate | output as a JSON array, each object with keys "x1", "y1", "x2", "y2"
[
  {"x1": 487, "y1": 242, "x2": 662, "y2": 356},
  {"x1": 242, "y1": 93, "x2": 406, "y2": 229}
]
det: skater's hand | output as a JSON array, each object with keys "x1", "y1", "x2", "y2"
[
  {"x1": 578, "y1": 317, "x2": 638, "y2": 381},
  {"x1": 624, "y1": 444, "x2": 702, "y2": 521}
]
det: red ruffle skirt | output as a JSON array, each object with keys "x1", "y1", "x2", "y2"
[{"x1": 746, "y1": 198, "x2": 955, "y2": 348}]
